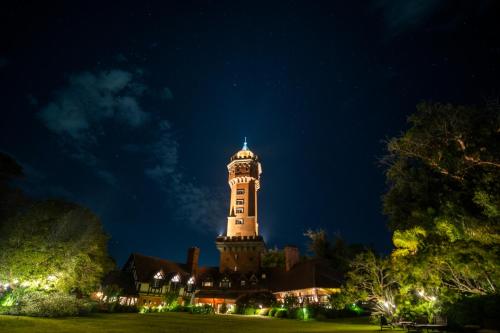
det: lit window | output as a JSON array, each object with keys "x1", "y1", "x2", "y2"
[
  {"x1": 241, "y1": 280, "x2": 246, "y2": 286},
  {"x1": 236, "y1": 207, "x2": 244, "y2": 214},
  {"x1": 236, "y1": 189, "x2": 245, "y2": 195},
  {"x1": 152, "y1": 271, "x2": 164, "y2": 288},
  {"x1": 187, "y1": 276, "x2": 195, "y2": 285},
  {"x1": 171, "y1": 274, "x2": 180, "y2": 283},
  {"x1": 235, "y1": 219, "x2": 244, "y2": 224},
  {"x1": 220, "y1": 277, "x2": 231, "y2": 288},
  {"x1": 202, "y1": 281, "x2": 213, "y2": 287},
  {"x1": 236, "y1": 199, "x2": 244, "y2": 205}
]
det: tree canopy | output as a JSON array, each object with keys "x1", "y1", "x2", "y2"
[
  {"x1": 383, "y1": 102, "x2": 500, "y2": 298},
  {"x1": 0, "y1": 154, "x2": 114, "y2": 296}
]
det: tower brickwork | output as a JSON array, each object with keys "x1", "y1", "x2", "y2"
[{"x1": 216, "y1": 139, "x2": 265, "y2": 273}]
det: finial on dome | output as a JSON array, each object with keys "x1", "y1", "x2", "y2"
[{"x1": 242, "y1": 137, "x2": 248, "y2": 150}]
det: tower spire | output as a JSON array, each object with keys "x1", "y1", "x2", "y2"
[{"x1": 242, "y1": 137, "x2": 248, "y2": 150}]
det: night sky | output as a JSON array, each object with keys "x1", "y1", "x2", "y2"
[{"x1": 1, "y1": 1, "x2": 499, "y2": 267}]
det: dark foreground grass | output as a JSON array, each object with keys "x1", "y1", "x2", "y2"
[{"x1": 0, "y1": 312, "x2": 393, "y2": 333}]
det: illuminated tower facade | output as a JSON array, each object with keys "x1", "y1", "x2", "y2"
[{"x1": 216, "y1": 139, "x2": 265, "y2": 273}]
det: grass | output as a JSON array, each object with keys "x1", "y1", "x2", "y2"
[{"x1": 0, "y1": 312, "x2": 394, "y2": 333}]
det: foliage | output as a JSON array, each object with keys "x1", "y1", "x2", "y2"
[
  {"x1": 219, "y1": 302, "x2": 227, "y2": 314},
  {"x1": 283, "y1": 294, "x2": 299, "y2": 308},
  {"x1": 444, "y1": 294, "x2": 500, "y2": 328},
  {"x1": 383, "y1": 102, "x2": 500, "y2": 298},
  {"x1": 268, "y1": 307, "x2": 278, "y2": 317},
  {"x1": 261, "y1": 247, "x2": 285, "y2": 268},
  {"x1": 257, "y1": 307, "x2": 269, "y2": 316},
  {"x1": 328, "y1": 292, "x2": 354, "y2": 310},
  {"x1": 0, "y1": 199, "x2": 115, "y2": 296},
  {"x1": 304, "y1": 229, "x2": 368, "y2": 274},
  {"x1": 190, "y1": 304, "x2": 214, "y2": 314},
  {"x1": 345, "y1": 251, "x2": 398, "y2": 318},
  {"x1": 236, "y1": 291, "x2": 276, "y2": 308},
  {"x1": 1, "y1": 288, "x2": 95, "y2": 317},
  {"x1": 163, "y1": 291, "x2": 179, "y2": 308},
  {"x1": 0, "y1": 152, "x2": 28, "y2": 221},
  {"x1": 274, "y1": 308, "x2": 288, "y2": 318}
]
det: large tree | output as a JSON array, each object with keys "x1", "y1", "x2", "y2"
[
  {"x1": 383, "y1": 102, "x2": 500, "y2": 297},
  {"x1": 0, "y1": 199, "x2": 114, "y2": 295}
]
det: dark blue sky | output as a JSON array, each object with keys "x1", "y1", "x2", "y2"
[{"x1": 1, "y1": 1, "x2": 499, "y2": 267}]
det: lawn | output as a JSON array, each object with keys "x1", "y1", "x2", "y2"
[{"x1": 0, "y1": 312, "x2": 392, "y2": 333}]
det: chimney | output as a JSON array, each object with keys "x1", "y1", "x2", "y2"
[
  {"x1": 186, "y1": 247, "x2": 200, "y2": 275},
  {"x1": 284, "y1": 246, "x2": 299, "y2": 272}
]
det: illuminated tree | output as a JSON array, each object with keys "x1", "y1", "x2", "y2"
[
  {"x1": 383, "y1": 101, "x2": 500, "y2": 299},
  {"x1": 0, "y1": 200, "x2": 114, "y2": 295}
]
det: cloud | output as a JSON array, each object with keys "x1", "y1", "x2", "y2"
[
  {"x1": 38, "y1": 69, "x2": 148, "y2": 141},
  {"x1": 37, "y1": 69, "x2": 149, "y2": 185},
  {"x1": 143, "y1": 121, "x2": 226, "y2": 232},
  {"x1": 374, "y1": 0, "x2": 445, "y2": 36},
  {"x1": 161, "y1": 87, "x2": 174, "y2": 100}
]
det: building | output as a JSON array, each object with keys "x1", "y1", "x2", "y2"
[{"x1": 98, "y1": 140, "x2": 342, "y2": 310}]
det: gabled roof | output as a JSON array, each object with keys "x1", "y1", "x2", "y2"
[
  {"x1": 103, "y1": 270, "x2": 137, "y2": 296},
  {"x1": 126, "y1": 253, "x2": 190, "y2": 282},
  {"x1": 266, "y1": 259, "x2": 343, "y2": 292}
]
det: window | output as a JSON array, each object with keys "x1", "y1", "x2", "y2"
[
  {"x1": 236, "y1": 189, "x2": 245, "y2": 195},
  {"x1": 235, "y1": 207, "x2": 244, "y2": 214},
  {"x1": 236, "y1": 199, "x2": 244, "y2": 205},
  {"x1": 152, "y1": 271, "x2": 164, "y2": 288},
  {"x1": 235, "y1": 219, "x2": 244, "y2": 224},
  {"x1": 220, "y1": 277, "x2": 231, "y2": 288},
  {"x1": 202, "y1": 281, "x2": 213, "y2": 287},
  {"x1": 241, "y1": 280, "x2": 246, "y2": 286}
]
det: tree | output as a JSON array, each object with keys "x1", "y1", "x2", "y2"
[
  {"x1": 304, "y1": 229, "x2": 368, "y2": 274},
  {"x1": 346, "y1": 251, "x2": 398, "y2": 318},
  {"x1": 261, "y1": 247, "x2": 285, "y2": 268},
  {"x1": 0, "y1": 152, "x2": 28, "y2": 221},
  {"x1": 0, "y1": 199, "x2": 114, "y2": 295},
  {"x1": 383, "y1": 102, "x2": 500, "y2": 299}
]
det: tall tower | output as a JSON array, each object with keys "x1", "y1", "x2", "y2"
[{"x1": 216, "y1": 139, "x2": 265, "y2": 273}]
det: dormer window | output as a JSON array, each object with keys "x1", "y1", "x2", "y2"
[
  {"x1": 220, "y1": 277, "x2": 231, "y2": 288},
  {"x1": 171, "y1": 274, "x2": 180, "y2": 283},
  {"x1": 187, "y1": 276, "x2": 195, "y2": 292},
  {"x1": 152, "y1": 271, "x2": 164, "y2": 288}
]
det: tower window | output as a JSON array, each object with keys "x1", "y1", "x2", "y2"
[
  {"x1": 236, "y1": 189, "x2": 245, "y2": 195},
  {"x1": 236, "y1": 199, "x2": 244, "y2": 205},
  {"x1": 235, "y1": 219, "x2": 244, "y2": 225},
  {"x1": 235, "y1": 207, "x2": 244, "y2": 214}
]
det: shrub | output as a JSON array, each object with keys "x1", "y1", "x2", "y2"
[
  {"x1": 275, "y1": 308, "x2": 288, "y2": 318},
  {"x1": 190, "y1": 304, "x2": 214, "y2": 314},
  {"x1": 220, "y1": 303, "x2": 227, "y2": 314},
  {"x1": 6, "y1": 290, "x2": 93, "y2": 317},
  {"x1": 268, "y1": 307, "x2": 278, "y2": 317},
  {"x1": 445, "y1": 295, "x2": 500, "y2": 329},
  {"x1": 236, "y1": 291, "x2": 276, "y2": 308},
  {"x1": 257, "y1": 307, "x2": 270, "y2": 316},
  {"x1": 243, "y1": 307, "x2": 256, "y2": 315}
]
